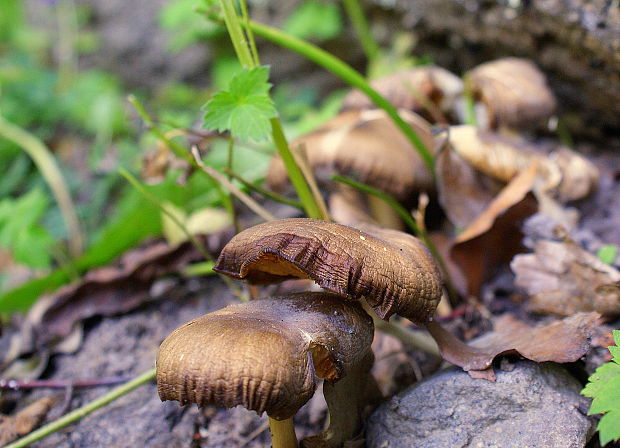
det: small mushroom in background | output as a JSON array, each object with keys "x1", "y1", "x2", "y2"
[
  {"x1": 463, "y1": 57, "x2": 557, "y2": 130},
  {"x1": 341, "y1": 65, "x2": 464, "y2": 123},
  {"x1": 213, "y1": 218, "x2": 443, "y2": 324},
  {"x1": 157, "y1": 293, "x2": 376, "y2": 448},
  {"x1": 266, "y1": 109, "x2": 435, "y2": 228},
  {"x1": 447, "y1": 125, "x2": 599, "y2": 202}
]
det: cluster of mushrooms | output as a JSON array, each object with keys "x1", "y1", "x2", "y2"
[
  {"x1": 156, "y1": 58, "x2": 600, "y2": 447},
  {"x1": 157, "y1": 219, "x2": 443, "y2": 447}
]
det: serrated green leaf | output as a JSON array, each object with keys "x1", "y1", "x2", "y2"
[
  {"x1": 614, "y1": 330, "x2": 620, "y2": 349},
  {"x1": 582, "y1": 362, "x2": 620, "y2": 398},
  {"x1": 598, "y1": 411, "x2": 620, "y2": 446},
  {"x1": 202, "y1": 66, "x2": 277, "y2": 141},
  {"x1": 610, "y1": 345, "x2": 620, "y2": 362},
  {"x1": 588, "y1": 375, "x2": 620, "y2": 414},
  {"x1": 229, "y1": 66, "x2": 271, "y2": 96}
]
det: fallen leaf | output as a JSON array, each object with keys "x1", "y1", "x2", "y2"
[
  {"x1": 455, "y1": 161, "x2": 539, "y2": 243},
  {"x1": 0, "y1": 397, "x2": 56, "y2": 446},
  {"x1": 511, "y1": 239, "x2": 620, "y2": 316},
  {"x1": 435, "y1": 138, "x2": 498, "y2": 229},
  {"x1": 162, "y1": 202, "x2": 232, "y2": 245},
  {"x1": 426, "y1": 312, "x2": 600, "y2": 376},
  {"x1": 450, "y1": 195, "x2": 538, "y2": 296},
  {"x1": 467, "y1": 57, "x2": 557, "y2": 129}
]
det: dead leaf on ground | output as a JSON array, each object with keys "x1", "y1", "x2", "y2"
[
  {"x1": 0, "y1": 397, "x2": 56, "y2": 446},
  {"x1": 466, "y1": 57, "x2": 557, "y2": 129},
  {"x1": 4, "y1": 231, "x2": 233, "y2": 367},
  {"x1": 426, "y1": 312, "x2": 600, "y2": 379},
  {"x1": 450, "y1": 195, "x2": 538, "y2": 296},
  {"x1": 455, "y1": 161, "x2": 540, "y2": 243},
  {"x1": 511, "y1": 238, "x2": 620, "y2": 316}
]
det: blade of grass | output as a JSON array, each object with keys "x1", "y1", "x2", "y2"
[
  {"x1": 332, "y1": 175, "x2": 457, "y2": 300},
  {"x1": 222, "y1": 169, "x2": 304, "y2": 210},
  {"x1": 342, "y1": 0, "x2": 379, "y2": 68},
  {"x1": 4, "y1": 368, "x2": 156, "y2": 448},
  {"x1": 246, "y1": 19, "x2": 435, "y2": 174},
  {"x1": 118, "y1": 168, "x2": 246, "y2": 301},
  {"x1": 0, "y1": 114, "x2": 84, "y2": 257}
]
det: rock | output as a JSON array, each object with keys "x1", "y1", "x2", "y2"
[{"x1": 366, "y1": 360, "x2": 594, "y2": 448}]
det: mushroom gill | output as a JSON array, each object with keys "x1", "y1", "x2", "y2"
[{"x1": 213, "y1": 218, "x2": 443, "y2": 323}]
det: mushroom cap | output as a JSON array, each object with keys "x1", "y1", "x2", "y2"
[
  {"x1": 156, "y1": 292, "x2": 373, "y2": 420},
  {"x1": 213, "y1": 218, "x2": 443, "y2": 323},
  {"x1": 342, "y1": 66, "x2": 463, "y2": 116},
  {"x1": 266, "y1": 109, "x2": 434, "y2": 200},
  {"x1": 467, "y1": 57, "x2": 557, "y2": 129}
]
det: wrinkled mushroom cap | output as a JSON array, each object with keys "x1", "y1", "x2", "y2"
[
  {"x1": 156, "y1": 293, "x2": 373, "y2": 420},
  {"x1": 213, "y1": 218, "x2": 443, "y2": 323},
  {"x1": 467, "y1": 57, "x2": 557, "y2": 129},
  {"x1": 266, "y1": 109, "x2": 434, "y2": 199},
  {"x1": 342, "y1": 66, "x2": 463, "y2": 116}
]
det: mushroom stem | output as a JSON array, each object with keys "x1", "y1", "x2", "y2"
[
  {"x1": 367, "y1": 194, "x2": 404, "y2": 230},
  {"x1": 269, "y1": 417, "x2": 298, "y2": 448},
  {"x1": 302, "y1": 350, "x2": 378, "y2": 447}
]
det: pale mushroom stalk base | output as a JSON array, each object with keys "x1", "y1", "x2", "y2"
[
  {"x1": 269, "y1": 417, "x2": 298, "y2": 448},
  {"x1": 366, "y1": 194, "x2": 404, "y2": 230},
  {"x1": 302, "y1": 350, "x2": 378, "y2": 448}
]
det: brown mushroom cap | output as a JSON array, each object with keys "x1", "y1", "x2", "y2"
[
  {"x1": 467, "y1": 57, "x2": 557, "y2": 129},
  {"x1": 342, "y1": 66, "x2": 463, "y2": 117},
  {"x1": 213, "y1": 218, "x2": 443, "y2": 323},
  {"x1": 156, "y1": 292, "x2": 373, "y2": 420},
  {"x1": 266, "y1": 109, "x2": 435, "y2": 200}
]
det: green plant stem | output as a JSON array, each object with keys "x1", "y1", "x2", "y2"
[
  {"x1": 342, "y1": 0, "x2": 379, "y2": 68},
  {"x1": 4, "y1": 368, "x2": 157, "y2": 448},
  {"x1": 227, "y1": 136, "x2": 241, "y2": 233},
  {"x1": 462, "y1": 75, "x2": 477, "y2": 126},
  {"x1": 118, "y1": 169, "x2": 246, "y2": 300},
  {"x1": 333, "y1": 175, "x2": 457, "y2": 300},
  {"x1": 222, "y1": 169, "x2": 304, "y2": 210},
  {"x1": 128, "y1": 94, "x2": 234, "y2": 216},
  {"x1": 216, "y1": 1, "x2": 325, "y2": 220},
  {"x1": 0, "y1": 114, "x2": 83, "y2": 257},
  {"x1": 270, "y1": 118, "x2": 326, "y2": 219},
  {"x1": 248, "y1": 20, "x2": 434, "y2": 173}
]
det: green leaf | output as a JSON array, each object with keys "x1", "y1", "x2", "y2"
[
  {"x1": 598, "y1": 411, "x2": 620, "y2": 446},
  {"x1": 582, "y1": 330, "x2": 620, "y2": 446},
  {"x1": 283, "y1": 0, "x2": 342, "y2": 42},
  {"x1": 598, "y1": 244, "x2": 618, "y2": 265},
  {"x1": 202, "y1": 66, "x2": 277, "y2": 142}
]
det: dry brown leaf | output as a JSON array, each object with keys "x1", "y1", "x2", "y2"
[
  {"x1": 328, "y1": 184, "x2": 377, "y2": 227},
  {"x1": 455, "y1": 161, "x2": 540, "y2": 243},
  {"x1": 511, "y1": 239, "x2": 620, "y2": 316},
  {"x1": 342, "y1": 66, "x2": 463, "y2": 122},
  {"x1": 467, "y1": 57, "x2": 557, "y2": 129},
  {"x1": 450, "y1": 195, "x2": 538, "y2": 296},
  {"x1": 435, "y1": 139, "x2": 498, "y2": 229},
  {"x1": 426, "y1": 312, "x2": 599, "y2": 377},
  {"x1": 0, "y1": 397, "x2": 56, "y2": 445}
]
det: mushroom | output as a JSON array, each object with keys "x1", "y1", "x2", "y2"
[
  {"x1": 465, "y1": 57, "x2": 557, "y2": 130},
  {"x1": 266, "y1": 109, "x2": 435, "y2": 228},
  {"x1": 213, "y1": 218, "x2": 443, "y2": 324},
  {"x1": 341, "y1": 65, "x2": 464, "y2": 123},
  {"x1": 448, "y1": 125, "x2": 599, "y2": 201},
  {"x1": 157, "y1": 292, "x2": 375, "y2": 448}
]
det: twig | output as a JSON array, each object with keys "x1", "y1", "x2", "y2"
[
  {"x1": 4, "y1": 368, "x2": 156, "y2": 448},
  {"x1": 222, "y1": 169, "x2": 304, "y2": 210},
  {"x1": 0, "y1": 377, "x2": 130, "y2": 391},
  {"x1": 191, "y1": 147, "x2": 276, "y2": 222}
]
